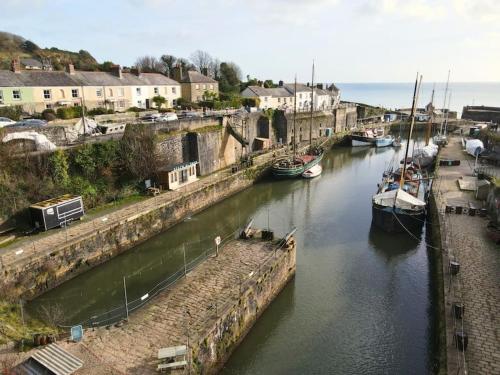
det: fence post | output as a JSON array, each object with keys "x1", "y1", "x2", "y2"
[{"x1": 123, "y1": 276, "x2": 129, "y2": 321}]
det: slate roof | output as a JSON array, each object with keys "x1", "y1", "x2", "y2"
[
  {"x1": 244, "y1": 86, "x2": 292, "y2": 97},
  {"x1": 181, "y1": 70, "x2": 217, "y2": 84},
  {"x1": 0, "y1": 69, "x2": 180, "y2": 87},
  {"x1": 0, "y1": 70, "x2": 80, "y2": 87}
]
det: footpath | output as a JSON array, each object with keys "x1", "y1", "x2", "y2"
[{"x1": 432, "y1": 135, "x2": 500, "y2": 375}]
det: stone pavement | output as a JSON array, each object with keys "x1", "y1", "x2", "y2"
[{"x1": 433, "y1": 135, "x2": 500, "y2": 375}]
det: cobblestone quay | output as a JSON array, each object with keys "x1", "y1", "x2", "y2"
[
  {"x1": 432, "y1": 135, "x2": 500, "y2": 375},
  {"x1": 55, "y1": 231, "x2": 296, "y2": 374}
]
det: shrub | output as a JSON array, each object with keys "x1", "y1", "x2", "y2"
[
  {"x1": 49, "y1": 150, "x2": 70, "y2": 187},
  {"x1": 242, "y1": 98, "x2": 260, "y2": 107},
  {"x1": 0, "y1": 105, "x2": 23, "y2": 121},
  {"x1": 56, "y1": 106, "x2": 85, "y2": 119},
  {"x1": 41, "y1": 109, "x2": 57, "y2": 121},
  {"x1": 87, "y1": 107, "x2": 108, "y2": 116},
  {"x1": 127, "y1": 106, "x2": 146, "y2": 113}
]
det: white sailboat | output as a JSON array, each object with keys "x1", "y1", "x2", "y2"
[{"x1": 302, "y1": 164, "x2": 322, "y2": 178}]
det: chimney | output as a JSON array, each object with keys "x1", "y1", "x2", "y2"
[
  {"x1": 316, "y1": 83, "x2": 323, "y2": 89},
  {"x1": 130, "y1": 67, "x2": 141, "y2": 77},
  {"x1": 278, "y1": 80, "x2": 283, "y2": 87},
  {"x1": 11, "y1": 58, "x2": 21, "y2": 73},
  {"x1": 173, "y1": 65, "x2": 183, "y2": 82},
  {"x1": 201, "y1": 67, "x2": 208, "y2": 76},
  {"x1": 307, "y1": 82, "x2": 310, "y2": 87},
  {"x1": 110, "y1": 64, "x2": 123, "y2": 79},
  {"x1": 67, "y1": 64, "x2": 75, "y2": 75}
]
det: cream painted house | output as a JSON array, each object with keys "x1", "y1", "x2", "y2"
[
  {"x1": 0, "y1": 61, "x2": 181, "y2": 114},
  {"x1": 240, "y1": 86, "x2": 294, "y2": 110}
]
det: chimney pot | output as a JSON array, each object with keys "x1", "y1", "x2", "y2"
[
  {"x1": 173, "y1": 65, "x2": 183, "y2": 82},
  {"x1": 278, "y1": 80, "x2": 283, "y2": 87},
  {"x1": 111, "y1": 64, "x2": 123, "y2": 79},
  {"x1": 67, "y1": 64, "x2": 75, "y2": 75},
  {"x1": 11, "y1": 58, "x2": 21, "y2": 73}
]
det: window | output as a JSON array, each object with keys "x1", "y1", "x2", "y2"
[
  {"x1": 195, "y1": 84, "x2": 199, "y2": 90},
  {"x1": 172, "y1": 87, "x2": 176, "y2": 94},
  {"x1": 96, "y1": 89, "x2": 102, "y2": 97},
  {"x1": 0, "y1": 90, "x2": 3, "y2": 104},
  {"x1": 264, "y1": 96, "x2": 268, "y2": 102},
  {"x1": 60, "y1": 89, "x2": 65, "y2": 98},
  {"x1": 109, "y1": 88, "x2": 113, "y2": 97},
  {"x1": 209, "y1": 84, "x2": 213, "y2": 90},
  {"x1": 71, "y1": 89, "x2": 78, "y2": 98},
  {"x1": 137, "y1": 100, "x2": 142, "y2": 107},
  {"x1": 202, "y1": 84, "x2": 206, "y2": 90},
  {"x1": 278, "y1": 97, "x2": 281, "y2": 103},
  {"x1": 119, "y1": 88, "x2": 124, "y2": 97},
  {"x1": 46, "y1": 104, "x2": 53, "y2": 109},
  {"x1": 12, "y1": 90, "x2": 21, "y2": 100},
  {"x1": 284, "y1": 98, "x2": 287, "y2": 103},
  {"x1": 43, "y1": 89, "x2": 51, "y2": 100},
  {"x1": 154, "y1": 87, "x2": 159, "y2": 95},
  {"x1": 136, "y1": 88, "x2": 141, "y2": 95},
  {"x1": 299, "y1": 93, "x2": 302, "y2": 99}
]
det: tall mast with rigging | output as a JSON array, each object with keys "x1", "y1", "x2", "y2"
[
  {"x1": 309, "y1": 60, "x2": 315, "y2": 148},
  {"x1": 439, "y1": 70, "x2": 450, "y2": 136},
  {"x1": 293, "y1": 76, "x2": 297, "y2": 160},
  {"x1": 425, "y1": 85, "x2": 435, "y2": 146},
  {"x1": 399, "y1": 73, "x2": 422, "y2": 189}
]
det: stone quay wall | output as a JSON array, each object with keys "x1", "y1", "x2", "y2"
[{"x1": 1, "y1": 163, "x2": 268, "y2": 301}]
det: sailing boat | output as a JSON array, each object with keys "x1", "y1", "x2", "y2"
[
  {"x1": 272, "y1": 64, "x2": 324, "y2": 178},
  {"x1": 372, "y1": 74, "x2": 427, "y2": 233},
  {"x1": 433, "y1": 70, "x2": 450, "y2": 146}
]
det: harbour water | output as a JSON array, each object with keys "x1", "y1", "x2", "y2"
[
  {"x1": 28, "y1": 142, "x2": 435, "y2": 374},
  {"x1": 337, "y1": 82, "x2": 500, "y2": 115}
]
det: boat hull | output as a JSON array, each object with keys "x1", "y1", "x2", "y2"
[
  {"x1": 375, "y1": 137, "x2": 394, "y2": 148},
  {"x1": 371, "y1": 204, "x2": 425, "y2": 233},
  {"x1": 302, "y1": 164, "x2": 322, "y2": 178},
  {"x1": 351, "y1": 135, "x2": 376, "y2": 147},
  {"x1": 271, "y1": 151, "x2": 324, "y2": 178}
]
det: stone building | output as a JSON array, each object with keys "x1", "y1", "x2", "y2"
[{"x1": 172, "y1": 66, "x2": 219, "y2": 103}]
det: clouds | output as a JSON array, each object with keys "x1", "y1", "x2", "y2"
[
  {"x1": 358, "y1": 0, "x2": 446, "y2": 21},
  {"x1": 453, "y1": 0, "x2": 500, "y2": 23}
]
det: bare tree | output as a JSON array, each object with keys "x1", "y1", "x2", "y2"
[
  {"x1": 190, "y1": 50, "x2": 213, "y2": 73},
  {"x1": 209, "y1": 58, "x2": 221, "y2": 79},
  {"x1": 40, "y1": 304, "x2": 65, "y2": 327},
  {"x1": 176, "y1": 57, "x2": 196, "y2": 72},
  {"x1": 134, "y1": 55, "x2": 164, "y2": 73}
]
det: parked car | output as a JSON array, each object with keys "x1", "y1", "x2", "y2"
[
  {"x1": 141, "y1": 113, "x2": 162, "y2": 122},
  {"x1": 6, "y1": 119, "x2": 47, "y2": 128},
  {"x1": 158, "y1": 113, "x2": 178, "y2": 122},
  {"x1": 179, "y1": 111, "x2": 203, "y2": 119},
  {"x1": 0, "y1": 117, "x2": 16, "y2": 127}
]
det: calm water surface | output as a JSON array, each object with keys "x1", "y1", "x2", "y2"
[{"x1": 29, "y1": 143, "x2": 434, "y2": 375}]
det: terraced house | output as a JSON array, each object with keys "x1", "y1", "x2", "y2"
[{"x1": 0, "y1": 60, "x2": 181, "y2": 114}]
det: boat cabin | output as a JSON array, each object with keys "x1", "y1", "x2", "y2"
[{"x1": 158, "y1": 161, "x2": 198, "y2": 190}]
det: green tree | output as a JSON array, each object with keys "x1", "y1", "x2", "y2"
[
  {"x1": 218, "y1": 62, "x2": 242, "y2": 94},
  {"x1": 49, "y1": 150, "x2": 69, "y2": 187},
  {"x1": 73, "y1": 144, "x2": 96, "y2": 180},
  {"x1": 152, "y1": 95, "x2": 166, "y2": 109}
]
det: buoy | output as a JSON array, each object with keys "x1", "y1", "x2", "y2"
[
  {"x1": 450, "y1": 261, "x2": 460, "y2": 276},
  {"x1": 452, "y1": 302, "x2": 465, "y2": 319},
  {"x1": 454, "y1": 330, "x2": 468, "y2": 352}
]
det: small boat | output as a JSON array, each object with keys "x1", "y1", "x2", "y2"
[
  {"x1": 272, "y1": 148, "x2": 324, "y2": 178},
  {"x1": 375, "y1": 135, "x2": 395, "y2": 148},
  {"x1": 392, "y1": 137, "x2": 402, "y2": 147},
  {"x1": 302, "y1": 164, "x2": 322, "y2": 178}
]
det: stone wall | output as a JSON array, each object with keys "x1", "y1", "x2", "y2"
[
  {"x1": 462, "y1": 106, "x2": 500, "y2": 124},
  {"x1": 156, "y1": 133, "x2": 191, "y2": 166},
  {"x1": 192, "y1": 238, "x2": 296, "y2": 374},
  {"x1": 272, "y1": 110, "x2": 335, "y2": 145},
  {"x1": 1, "y1": 163, "x2": 268, "y2": 300}
]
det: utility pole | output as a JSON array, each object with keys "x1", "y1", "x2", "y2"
[{"x1": 310, "y1": 60, "x2": 315, "y2": 146}]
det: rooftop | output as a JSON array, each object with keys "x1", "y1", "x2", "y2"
[{"x1": 181, "y1": 70, "x2": 217, "y2": 84}]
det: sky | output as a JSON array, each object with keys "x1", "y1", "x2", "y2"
[{"x1": 1, "y1": 0, "x2": 500, "y2": 83}]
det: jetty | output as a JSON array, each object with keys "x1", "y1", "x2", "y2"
[
  {"x1": 431, "y1": 134, "x2": 500, "y2": 375},
  {"x1": 41, "y1": 229, "x2": 296, "y2": 374}
]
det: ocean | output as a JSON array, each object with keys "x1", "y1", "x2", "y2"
[{"x1": 336, "y1": 82, "x2": 500, "y2": 116}]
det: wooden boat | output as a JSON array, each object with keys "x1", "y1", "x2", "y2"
[
  {"x1": 350, "y1": 129, "x2": 378, "y2": 147},
  {"x1": 302, "y1": 164, "x2": 322, "y2": 178},
  {"x1": 372, "y1": 74, "x2": 429, "y2": 233},
  {"x1": 272, "y1": 63, "x2": 324, "y2": 178}
]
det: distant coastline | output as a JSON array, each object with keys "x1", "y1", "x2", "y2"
[{"x1": 336, "y1": 82, "x2": 500, "y2": 115}]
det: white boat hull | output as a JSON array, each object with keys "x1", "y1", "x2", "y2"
[
  {"x1": 302, "y1": 164, "x2": 322, "y2": 178},
  {"x1": 352, "y1": 139, "x2": 373, "y2": 147}
]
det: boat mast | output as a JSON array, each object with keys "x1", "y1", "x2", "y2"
[
  {"x1": 293, "y1": 76, "x2": 297, "y2": 160},
  {"x1": 309, "y1": 60, "x2": 315, "y2": 148},
  {"x1": 439, "y1": 70, "x2": 450, "y2": 135},
  {"x1": 444, "y1": 91, "x2": 452, "y2": 136},
  {"x1": 425, "y1": 84, "x2": 435, "y2": 146},
  {"x1": 400, "y1": 73, "x2": 422, "y2": 188}
]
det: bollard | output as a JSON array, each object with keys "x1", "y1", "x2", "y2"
[
  {"x1": 454, "y1": 330, "x2": 468, "y2": 352},
  {"x1": 452, "y1": 302, "x2": 465, "y2": 320},
  {"x1": 449, "y1": 261, "x2": 460, "y2": 276}
]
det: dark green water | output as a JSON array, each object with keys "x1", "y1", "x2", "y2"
[{"x1": 29, "y1": 144, "x2": 433, "y2": 374}]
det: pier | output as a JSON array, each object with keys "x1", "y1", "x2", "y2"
[
  {"x1": 48, "y1": 230, "x2": 296, "y2": 374},
  {"x1": 431, "y1": 135, "x2": 500, "y2": 375}
]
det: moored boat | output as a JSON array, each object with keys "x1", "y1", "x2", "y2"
[
  {"x1": 375, "y1": 135, "x2": 395, "y2": 148},
  {"x1": 272, "y1": 148, "x2": 324, "y2": 178},
  {"x1": 351, "y1": 129, "x2": 378, "y2": 147},
  {"x1": 302, "y1": 164, "x2": 322, "y2": 178}
]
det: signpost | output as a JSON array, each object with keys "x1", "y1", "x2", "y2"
[{"x1": 214, "y1": 236, "x2": 221, "y2": 257}]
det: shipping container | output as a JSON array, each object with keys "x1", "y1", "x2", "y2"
[{"x1": 30, "y1": 194, "x2": 84, "y2": 231}]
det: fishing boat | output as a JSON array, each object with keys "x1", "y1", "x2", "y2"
[
  {"x1": 302, "y1": 164, "x2": 322, "y2": 178},
  {"x1": 372, "y1": 74, "x2": 428, "y2": 233},
  {"x1": 375, "y1": 135, "x2": 395, "y2": 148},
  {"x1": 272, "y1": 64, "x2": 324, "y2": 178},
  {"x1": 433, "y1": 70, "x2": 451, "y2": 146},
  {"x1": 350, "y1": 129, "x2": 379, "y2": 147}
]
